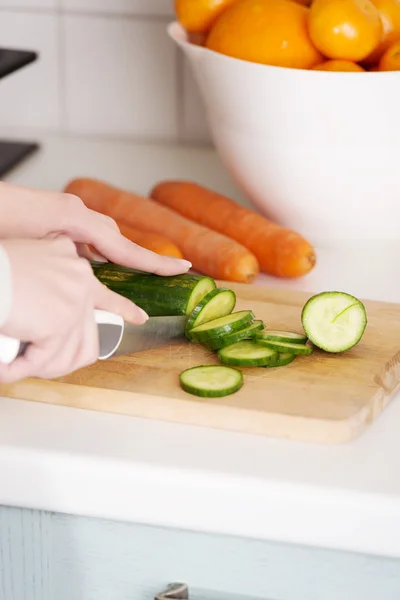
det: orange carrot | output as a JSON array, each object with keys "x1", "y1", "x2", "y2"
[
  {"x1": 64, "y1": 178, "x2": 259, "y2": 283},
  {"x1": 150, "y1": 181, "x2": 316, "y2": 278},
  {"x1": 117, "y1": 222, "x2": 183, "y2": 259}
]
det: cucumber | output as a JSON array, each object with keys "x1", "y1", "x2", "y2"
[
  {"x1": 301, "y1": 291, "x2": 367, "y2": 353},
  {"x1": 91, "y1": 262, "x2": 215, "y2": 317},
  {"x1": 185, "y1": 288, "x2": 236, "y2": 340},
  {"x1": 255, "y1": 339, "x2": 313, "y2": 355},
  {"x1": 266, "y1": 352, "x2": 296, "y2": 367},
  {"x1": 189, "y1": 310, "x2": 255, "y2": 342},
  {"x1": 179, "y1": 365, "x2": 243, "y2": 397},
  {"x1": 218, "y1": 340, "x2": 277, "y2": 367},
  {"x1": 203, "y1": 320, "x2": 265, "y2": 351},
  {"x1": 256, "y1": 330, "x2": 307, "y2": 344}
]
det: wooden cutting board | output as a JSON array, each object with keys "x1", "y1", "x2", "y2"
[{"x1": 1, "y1": 284, "x2": 400, "y2": 444}]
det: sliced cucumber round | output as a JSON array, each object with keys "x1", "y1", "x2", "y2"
[
  {"x1": 185, "y1": 288, "x2": 236, "y2": 340},
  {"x1": 218, "y1": 340, "x2": 277, "y2": 367},
  {"x1": 256, "y1": 339, "x2": 313, "y2": 355},
  {"x1": 256, "y1": 329, "x2": 307, "y2": 344},
  {"x1": 203, "y1": 320, "x2": 265, "y2": 351},
  {"x1": 301, "y1": 291, "x2": 367, "y2": 353},
  {"x1": 189, "y1": 310, "x2": 255, "y2": 342},
  {"x1": 266, "y1": 352, "x2": 296, "y2": 368},
  {"x1": 179, "y1": 365, "x2": 243, "y2": 397},
  {"x1": 186, "y1": 276, "x2": 216, "y2": 314}
]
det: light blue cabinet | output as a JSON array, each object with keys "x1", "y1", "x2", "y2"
[{"x1": 0, "y1": 505, "x2": 400, "y2": 600}]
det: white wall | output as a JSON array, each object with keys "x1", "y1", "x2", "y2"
[{"x1": 0, "y1": 0, "x2": 211, "y2": 143}]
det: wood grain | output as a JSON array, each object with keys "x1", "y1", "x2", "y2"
[{"x1": 1, "y1": 284, "x2": 400, "y2": 444}]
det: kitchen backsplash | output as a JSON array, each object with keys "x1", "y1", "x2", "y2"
[{"x1": 0, "y1": 0, "x2": 212, "y2": 143}]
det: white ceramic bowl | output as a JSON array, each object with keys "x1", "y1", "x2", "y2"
[{"x1": 169, "y1": 22, "x2": 400, "y2": 244}]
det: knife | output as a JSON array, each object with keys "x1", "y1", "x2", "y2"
[{"x1": 0, "y1": 311, "x2": 187, "y2": 365}]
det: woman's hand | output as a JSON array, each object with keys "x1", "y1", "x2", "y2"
[
  {"x1": 0, "y1": 237, "x2": 149, "y2": 383},
  {"x1": 0, "y1": 182, "x2": 191, "y2": 276}
]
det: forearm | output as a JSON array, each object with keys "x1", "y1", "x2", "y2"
[{"x1": 0, "y1": 242, "x2": 12, "y2": 328}]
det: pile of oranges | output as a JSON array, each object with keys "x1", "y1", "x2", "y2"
[{"x1": 175, "y1": 0, "x2": 400, "y2": 71}]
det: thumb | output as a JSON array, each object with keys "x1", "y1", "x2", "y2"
[{"x1": 94, "y1": 280, "x2": 148, "y2": 325}]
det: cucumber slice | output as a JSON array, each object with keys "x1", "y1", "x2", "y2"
[
  {"x1": 189, "y1": 310, "x2": 255, "y2": 342},
  {"x1": 301, "y1": 291, "x2": 367, "y2": 353},
  {"x1": 203, "y1": 320, "x2": 265, "y2": 350},
  {"x1": 256, "y1": 339, "x2": 313, "y2": 355},
  {"x1": 256, "y1": 329, "x2": 307, "y2": 344},
  {"x1": 186, "y1": 288, "x2": 236, "y2": 340},
  {"x1": 266, "y1": 352, "x2": 296, "y2": 368},
  {"x1": 218, "y1": 340, "x2": 277, "y2": 367},
  {"x1": 179, "y1": 365, "x2": 243, "y2": 397},
  {"x1": 186, "y1": 276, "x2": 217, "y2": 314}
]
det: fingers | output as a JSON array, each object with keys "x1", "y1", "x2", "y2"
[
  {"x1": 90, "y1": 210, "x2": 120, "y2": 232},
  {"x1": 94, "y1": 280, "x2": 148, "y2": 325},
  {"x1": 0, "y1": 338, "x2": 71, "y2": 382},
  {"x1": 68, "y1": 204, "x2": 191, "y2": 275},
  {"x1": 60, "y1": 193, "x2": 191, "y2": 275},
  {"x1": 91, "y1": 229, "x2": 191, "y2": 276},
  {"x1": 76, "y1": 243, "x2": 107, "y2": 263},
  {"x1": 71, "y1": 303, "x2": 99, "y2": 369},
  {"x1": 0, "y1": 309, "x2": 99, "y2": 383}
]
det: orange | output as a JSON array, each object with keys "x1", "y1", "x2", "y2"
[
  {"x1": 312, "y1": 59, "x2": 366, "y2": 69},
  {"x1": 206, "y1": 0, "x2": 323, "y2": 69},
  {"x1": 378, "y1": 36, "x2": 400, "y2": 66},
  {"x1": 175, "y1": 0, "x2": 239, "y2": 34},
  {"x1": 364, "y1": 0, "x2": 400, "y2": 63},
  {"x1": 308, "y1": 0, "x2": 383, "y2": 62}
]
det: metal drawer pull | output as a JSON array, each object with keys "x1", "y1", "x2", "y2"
[
  {"x1": 156, "y1": 583, "x2": 189, "y2": 600},
  {"x1": 155, "y1": 583, "x2": 267, "y2": 600}
]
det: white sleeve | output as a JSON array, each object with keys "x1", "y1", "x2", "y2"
[{"x1": 0, "y1": 243, "x2": 12, "y2": 328}]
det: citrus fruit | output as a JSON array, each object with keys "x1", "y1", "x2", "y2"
[
  {"x1": 312, "y1": 59, "x2": 366, "y2": 69},
  {"x1": 378, "y1": 36, "x2": 400, "y2": 67},
  {"x1": 364, "y1": 0, "x2": 400, "y2": 63},
  {"x1": 206, "y1": 0, "x2": 323, "y2": 69},
  {"x1": 175, "y1": 0, "x2": 239, "y2": 34},
  {"x1": 308, "y1": 0, "x2": 383, "y2": 61}
]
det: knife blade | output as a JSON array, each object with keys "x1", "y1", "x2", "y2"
[
  {"x1": 108, "y1": 315, "x2": 187, "y2": 357},
  {"x1": 0, "y1": 313, "x2": 188, "y2": 365}
]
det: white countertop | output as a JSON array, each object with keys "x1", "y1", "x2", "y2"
[{"x1": 1, "y1": 130, "x2": 400, "y2": 559}]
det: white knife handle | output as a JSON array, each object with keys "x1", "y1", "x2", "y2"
[{"x1": 0, "y1": 309, "x2": 124, "y2": 365}]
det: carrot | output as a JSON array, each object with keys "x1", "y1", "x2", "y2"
[
  {"x1": 117, "y1": 222, "x2": 183, "y2": 259},
  {"x1": 150, "y1": 181, "x2": 316, "y2": 278},
  {"x1": 64, "y1": 178, "x2": 259, "y2": 283}
]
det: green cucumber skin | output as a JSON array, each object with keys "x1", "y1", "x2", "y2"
[
  {"x1": 256, "y1": 339, "x2": 313, "y2": 356},
  {"x1": 256, "y1": 330, "x2": 308, "y2": 344},
  {"x1": 203, "y1": 320, "x2": 265, "y2": 351},
  {"x1": 180, "y1": 381, "x2": 243, "y2": 398},
  {"x1": 218, "y1": 341, "x2": 278, "y2": 368},
  {"x1": 92, "y1": 262, "x2": 215, "y2": 317},
  {"x1": 190, "y1": 311, "x2": 255, "y2": 342},
  {"x1": 185, "y1": 288, "x2": 236, "y2": 340},
  {"x1": 179, "y1": 366, "x2": 243, "y2": 398},
  {"x1": 265, "y1": 353, "x2": 296, "y2": 368},
  {"x1": 218, "y1": 351, "x2": 278, "y2": 368}
]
